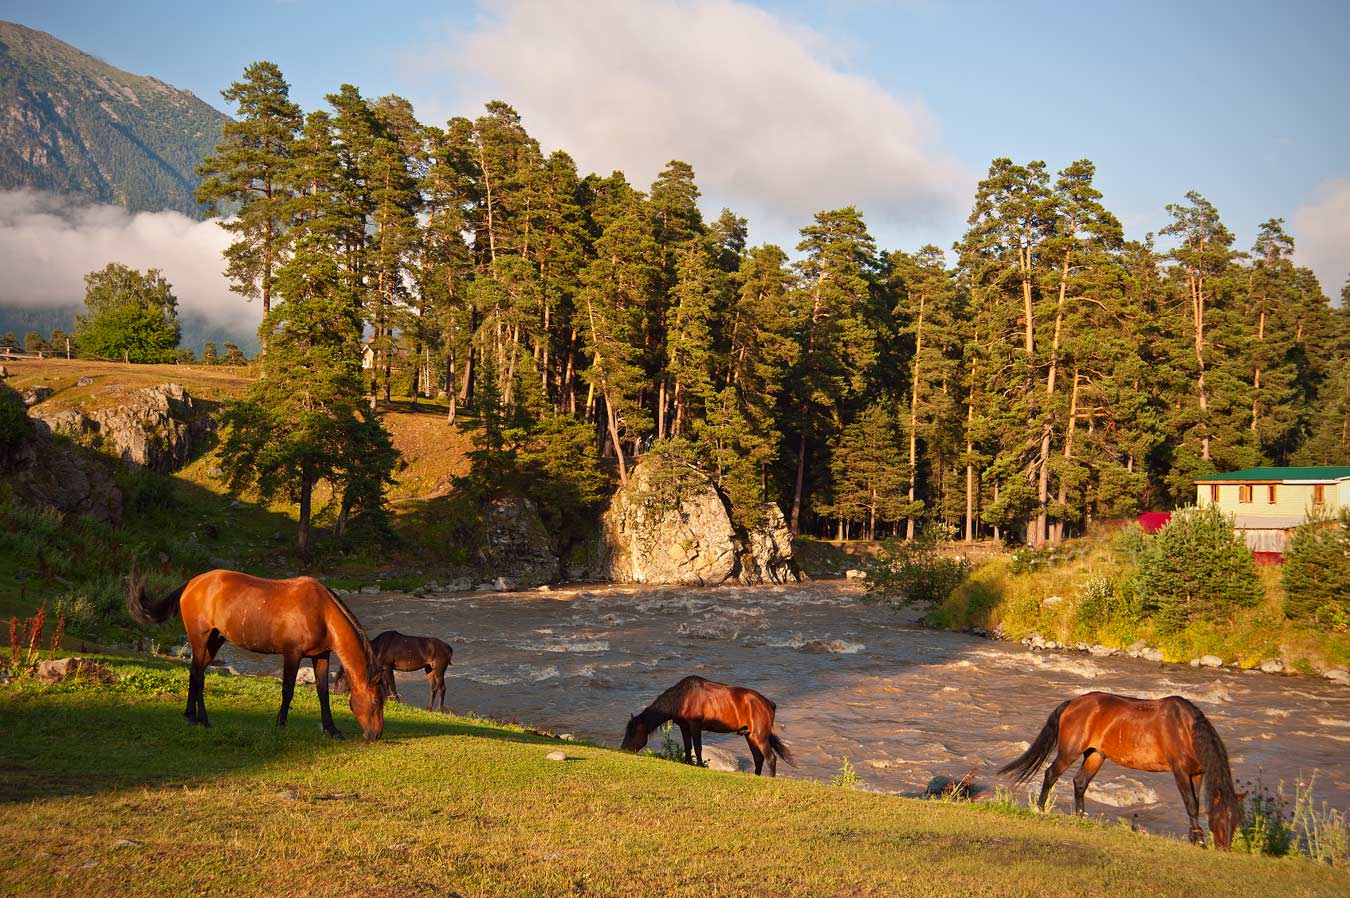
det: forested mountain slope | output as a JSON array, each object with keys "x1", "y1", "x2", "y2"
[{"x1": 0, "y1": 20, "x2": 227, "y2": 217}]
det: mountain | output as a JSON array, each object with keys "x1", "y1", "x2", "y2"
[{"x1": 0, "y1": 20, "x2": 228, "y2": 218}]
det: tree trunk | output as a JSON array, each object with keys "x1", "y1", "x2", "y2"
[
  {"x1": 965, "y1": 386, "x2": 975, "y2": 544},
  {"x1": 790, "y1": 427, "x2": 808, "y2": 537},
  {"x1": 907, "y1": 291, "x2": 925, "y2": 541},
  {"x1": 298, "y1": 471, "x2": 314, "y2": 556},
  {"x1": 603, "y1": 390, "x2": 628, "y2": 485},
  {"x1": 1052, "y1": 369, "x2": 1080, "y2": 545}
]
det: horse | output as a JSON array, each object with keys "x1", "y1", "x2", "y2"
[
  {"x1": 126, "y1": 566, "x2": 386, "y2": 740},
  {"x1": 620, "y1": 675, "x2": 795, "y2": 777},
  {"x1": 335, "y1": 630, "x2": 453, "y2": 712},
  {"x1": 998, "y1": 691, "x2": 1242, "y2": 847}
]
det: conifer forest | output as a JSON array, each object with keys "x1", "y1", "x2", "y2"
[{"x1": 196, "y1": 63, "x2": 1350, "y2": 547}]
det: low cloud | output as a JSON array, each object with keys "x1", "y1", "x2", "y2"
[
  {"x1": 1292, "y1": 179, "x2": 1350, "y2": 302},
  {"x1": 0, "y1": 190, "x2": 255, "y2": 333},
  {"x1": 425, "y1": 0, "x2": 968, "y2": 247}
]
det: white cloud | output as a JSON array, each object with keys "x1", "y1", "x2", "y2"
[
  {"x1": 1293, "y1": 178, "x2": 1350, "y2": 302},
  {"x1": 0, "y1": 190, "x2": 252, "y2": 331},
  {"x1": 421, "y1": 0, "x2": 968, "y2": 248}
]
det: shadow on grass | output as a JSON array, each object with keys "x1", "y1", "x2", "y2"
[{"x1": 0, "y1": 656, "x2": 566, "y2": 802}]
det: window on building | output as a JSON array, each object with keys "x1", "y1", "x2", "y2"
[
  {"x1": 1267, "y1": 484, "x2": 1278, "y2": 504},
  {"x1": 1239, "y1": 484, "x2": 1253, "y2": 504},
  {"x1": 1209, "y1": 484, "x2": 1219, "y2": 502},
  {"x1": 1314, "y1": 484, "x2": 1326, "y2": 505}
]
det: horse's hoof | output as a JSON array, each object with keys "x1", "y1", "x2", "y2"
[{"x1": 325, "y1": 729, "x2": 346, "y2": 741}]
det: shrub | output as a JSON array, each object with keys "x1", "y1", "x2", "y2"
[
  {"x1": 1133, "y1": 505, "x2": 1262, "y2": 633},
  {"x1": 831, "y1": 757, "x2": 861, "y2": 789},
  {"x1": 867, "y1": 523, "x2": 971, "y2": 606},
  {"x1": 1282, "y1": 509, "x2": 1350, "y2": 631}
]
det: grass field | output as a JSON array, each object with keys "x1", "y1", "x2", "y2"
[{"x1": 2, "y1": 656, "x2": 1348, "y2": 898}]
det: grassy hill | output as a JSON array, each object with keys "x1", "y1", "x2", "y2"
[
  {"x1": 0, "y1": 20, "x2": 228, "y2": 217},
  {"x1": 2, "y1": 654, "x2": 1346, "y2": 898}
]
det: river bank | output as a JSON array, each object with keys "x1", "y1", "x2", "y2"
[
  {"x1": 201, "y1": 579, "x2": 1350, "y2": 842},
  {"x1": 3, "y1": 653, "x2": 1347, "y2": 898}
]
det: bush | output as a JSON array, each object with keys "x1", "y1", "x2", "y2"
[
  {"x1": 1133, "y1": 505, "x2": 1262, "y2": 633},
  {"x1": 867, "y1": 523, "x2": 971, "y2": 606},
  {"x1": 1282, "y1": 509, "x2": 1350, "y2": 631}
]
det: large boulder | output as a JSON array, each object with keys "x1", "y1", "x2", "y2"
[
  {"x1": 593, "y1": 460, "x2": 740, "y2": 586},
  {"x1": 33, "y1": 383, "x2": 213, "y2": 473},
  {"x1": 738, "y1": 502, "x2": 800, "y2": 585},
  {"x1": 481, "y1": 496, "x2": 560, "y2": 588}
]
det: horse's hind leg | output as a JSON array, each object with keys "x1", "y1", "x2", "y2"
[
  {"x1": 187, "y1": 631, "x2": 224, "y2": 727},
  {"x1": 1037, "y1": 747, "x2": 1077, "y2": 811},
  {"x1": 277, "y1": 654, "x2": 300, "y2": 728},
  {"x1": 747, "y1": 735, "x2": 766, "y2": 776},
  {"x1": 433, "y1": 665, "x2": 448, "y2": 712},
  {"x1": 678, "y1": 722, "x2": 693, "y2": 764},
  {"x1": 1173, "y1": 766, "x2": 1204, "y2": 845},
  {"x1": 1072, "y1": 751, "x2": 1105, "y2": 816},
  {"x1": 692, "y1": 729, "x2": 704, "y2": 768}
]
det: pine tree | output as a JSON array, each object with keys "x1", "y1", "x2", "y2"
[
  {"x1": 196, "y1": 62, "x2": 302, "y2": 347},
  {"x1": 822, "y1": 401, "x2": 909, "y2": 540}
]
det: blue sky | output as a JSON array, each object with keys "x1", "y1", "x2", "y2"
[{"x1": 3, "y1": 0, "x2": 1348, "y2": 299}]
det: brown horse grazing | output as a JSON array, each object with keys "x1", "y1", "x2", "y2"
[
  {"x1": 126, "y1": 567, "x2": 386, "y2": 740},
  {"x1": 998, "y1": 692, "x2": 1241, "y2": 847},
  {"x1": 335, "y1": 630, "x2": 453, "y2": 712},
  {"x1": 620, "y1": 675, "x2": 795, "y2": 776}
]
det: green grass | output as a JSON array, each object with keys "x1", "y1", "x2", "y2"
[{"x1": 2, "y1": 656, "x2": 1347, "y2": 898}]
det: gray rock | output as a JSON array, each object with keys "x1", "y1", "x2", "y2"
[
  {"x1": 1041, "y1": 595, "x2": 1064, "y2": 607},
  {"x1": 738, "y1": 503, "x2": 801, "y2": 585},
  {"x1": 1125, "y1": 640, "x2": 1150, "y2": 658},
  {"x1": 1191, "y1": 655, "x2": 1223, "y2": 669},
  {"x1": 1325, "y1": 668, "x2": 1350, "y2": 684},
  {"x1": 19, "y1": 385, "x2": 53, "y2": 406},
  {"x1": 1258, "y1": 659, "x2": 1285, "y2": 674},
  {"x1": 482, "y1": 496, "x2": 560, "y2": 587},
  {"x1": 1088, "y1": 644, "x2": 1118, "y2": 657},
  {"x1": 293, "y1": 667, "x2": 316, "y2": 686},
  {"x1": 545, "y1": 750, "x2": 567, "y2": 761},
  {"x1": 35, "y1": 657, "x2": 117, "y2": 684},
  {"x1": 845, "y1": 569, "x2": 868, "y2": 580},
  {"x1": 359, "y1": 585, "x2": 381, "y2": 595},
  {"x1": 77, "y1": 376, "x2": 94, "y2": 387},
  {"x1": 493, "y1": 576, "x2": 517, "y2": 592},
  {"x1": 1024, "y1": 634, "x2": 1047, "y2": 650},
  {"x1": 1141, "y1": 647, "x2": 1165, "y2": 662},
  {"x1": 591, "y1": 459, "x2": 740, "y2": 586},
  {"x1": 31, "y1": 383, "x2": 213, "y2": 473},
  {"x1": 698, "y1": 745, "x2": 745, "y2": 773}
]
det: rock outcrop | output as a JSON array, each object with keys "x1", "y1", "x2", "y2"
[
  {"x1": 591, "y1": 459, "x2": 799, "y2": 587},
  {"x1": 32, "y1": 382, "x2": 213, "y2": 473},
  {"x1": 738, "y1": 502, "x2": 799, "y2": 584},
  {"x1": 481, "y1": 496, "x2": 560, "y2": 588},
  {"x1": 1, "y1": 383, "x2": 122, "y2": 523}
]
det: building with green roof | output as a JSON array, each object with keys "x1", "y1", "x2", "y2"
[{"x1": 1195, "y1": 466, "x2": 1350, "y2": 559}]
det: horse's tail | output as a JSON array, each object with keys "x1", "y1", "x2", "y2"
[
  {"x1": 125, "y1": 563, "x2": 187, "y2": 626},
  {"x1": 768, "y1": 732, "x2": 797, "y2": 768},
  {"x1": 1185, "y1": 701, "x2": 1236, "y2": 803},
  {"x1": 998, "y1": 699, "x2": 1070, "y2": 785}
]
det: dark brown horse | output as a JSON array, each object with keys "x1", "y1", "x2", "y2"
[
  {"x1": 335, "y1": 630, "x2": 453, "y2": 712},
  {"x1": 998, "y1": 691, "x2": 1241, "y2": 847},
  {"x1": 127, "y1": 567, "x2": 385, "y2": 740},
  {"x1": 620, "y1": 675, "x2": 795, "y2": 776}
]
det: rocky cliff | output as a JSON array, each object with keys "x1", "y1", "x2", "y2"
[{"x1": 31, "y1": 382, "x2": 213, "y2": 473}]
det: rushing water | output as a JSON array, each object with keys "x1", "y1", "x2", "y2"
[{"x1": 221, "y1": 580, "x2": 1350, "y2": 838}]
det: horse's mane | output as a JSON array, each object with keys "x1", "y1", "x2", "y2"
[
  {"x1": 324, "y1": 586, "x2": 379, "y2": 679},
  {"x1": 1177, "y1": 697, "x2": 1238, "y2": 805}
]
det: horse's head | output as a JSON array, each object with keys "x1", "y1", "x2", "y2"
[
  {"x1": 620, "y1": 712, "x2": 649, "y2": 752},
  {"x1": 348, "y1": 670, "x2": 386, "y2": 741},
  {"x1": 1209, "y1": 788, "x2": 1243, "y2": 850}
]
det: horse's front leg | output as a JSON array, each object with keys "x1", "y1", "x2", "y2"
[
  {"x1": 1173, "y1": 767, "x2": 1204, "y2": 845},
  {"x1": 277, "y1": 654, "x2": 300, "y2": 728},
  {"x1": 313, "y1": 653, "x2": 344, "y2": 739},
  {"x1": 678, "y1": 722, "x2": 693, "y2": 764},
  {"x1": 693, "y1": 729, "x2": 704, "y2": 767}
]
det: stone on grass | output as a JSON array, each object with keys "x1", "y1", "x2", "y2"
[
  {"x1": 34, "y1": 657, "x2": 117, "y2": 684},
  {"x1": 545, "y1": 750, "x2": 568, "y2": 761}
]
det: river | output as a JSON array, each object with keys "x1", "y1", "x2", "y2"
[{"x1": 226, "y1": 579, "x2": 1350, "y2": 839}]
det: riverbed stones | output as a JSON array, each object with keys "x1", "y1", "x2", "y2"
[
  {"x1": 844, "y1": 569, "x2": 867, "y2": 580},
  {"x1": 1325, "y1": 668, "x2": 1350, "y2": 684},
  {"x1": 1190, "y1": 655, "x2": 1223, "y2": 668},
  {"x1": 1140, "y1": 647, "x2": 1165, "y2": 662},
  {"x1": 739, "y1": 503, "x2": 800, "y2": 585},
  {"x1": 1259, "y1": 659, "x2": 1285, "y2": 674}
]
